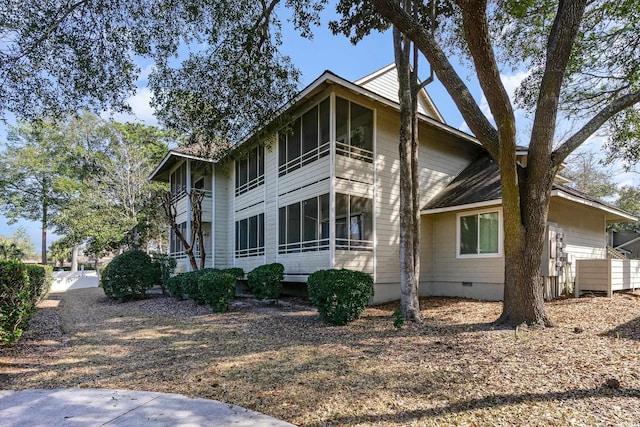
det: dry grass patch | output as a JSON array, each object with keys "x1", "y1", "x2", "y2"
[{"x1": 1, "y1": 288, "x2": 639, "y2": 426}]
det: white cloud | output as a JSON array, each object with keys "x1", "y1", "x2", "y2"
[{"x1": 102, "y1": 87, "x2": 158, "y2": 126}]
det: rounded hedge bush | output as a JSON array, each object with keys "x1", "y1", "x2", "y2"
[
  {"x1": 247, "y1": 263, "x2": 284, "y2": 300},
  {"x1": 101, "y1": 250, "x2": 160, "y2": 302},
  {"x1": 166, "y1": 274, "x2": 185, "y2": 300},
  {"x1": 307, "y1": 269, "x2": 374, "y2": 325},
  {"x1": 198, "y1": 270, "x2": 236, "y2": 312}
]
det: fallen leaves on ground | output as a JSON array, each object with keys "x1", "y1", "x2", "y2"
[{"x1": 1, "y1": 288, "x2": 639, "y2": 426}]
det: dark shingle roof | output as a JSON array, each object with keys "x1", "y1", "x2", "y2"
[
  {"x1": 422, "y1": 154, "x2": 502, "y2": 210},
  {"x1": 423, "y1": 153, "x2": 636, "y2": 222}
]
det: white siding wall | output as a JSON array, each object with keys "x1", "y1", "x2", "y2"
[
  {"x1": 427, "y1": 209, "x2": 505, "y2": 301},
  {"x1": 374, "y1": 108, "x2": 480, "y2": 302},
  {"x1": 548, "y1": 198, "x2": 607, "y2": 281},
  {"x1": 264, "y1": 139, "x2": 278, "y2": 264},
  {"x1": 213, "y1": 165, "x2": 230, "y2": 268},
  {"x1": 356, "y1": 65, "x2": 439, "y2": 119}
]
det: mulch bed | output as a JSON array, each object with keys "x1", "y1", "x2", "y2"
[{"x1": 1, "y1": 287, "x2": 639, "y2": 426}]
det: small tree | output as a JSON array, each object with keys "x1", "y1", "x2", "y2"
[{"x1": 161, "y1": 189, "x2": 206, "y2": 270}]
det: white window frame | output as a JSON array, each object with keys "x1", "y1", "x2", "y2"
[{"x1": 456, "y1": 207, "x2": 503, "y2": 258}]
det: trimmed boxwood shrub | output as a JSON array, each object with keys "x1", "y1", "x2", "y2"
[
  {"x1": 221, "y1": 267, "x2": 244, "y2": 279},
  {"x1": 24, "y1": 264, "x2": 53, "y2": 305},
  {"x1": 247, "y1": 263, "x2": 284, "y2": 300},
  {"x1": 180, "y1": 269, "x2": 214, "y2": 304},
  {"x1": 101, "y1": 250, "x2": 160, "y2": 302},
  {"x1": 307, "y1": 269, "x2": 374, "y2": 325},
  {"x1": 0, "y1": 261, "x2": 35, "y2": 344},
  {"x1": 198, "y1": 270, "x2": 236, "y2": 312},
  {"x1": 166, "y1": 274, "x2": 185, "y2": 300}
]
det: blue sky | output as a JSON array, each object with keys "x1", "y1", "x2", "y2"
[{"x1": 1, "y1": 4, "x2": 637, "y2": 253}]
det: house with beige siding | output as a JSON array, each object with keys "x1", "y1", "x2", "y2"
[{"x1": 150, "y1": 64, "x2": 637, "y2": 303}]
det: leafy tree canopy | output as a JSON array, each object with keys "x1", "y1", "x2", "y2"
[{"x1": 1, "y1": 0, "x2": 326, "y2": 142}]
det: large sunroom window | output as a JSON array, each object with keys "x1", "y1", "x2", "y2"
[
  {"x1": 235, "y1": 213, "x2": 265, "y2": 258},
  {"x1": 235, "y1": 145, "x2": 264, "y2": 196},
  {"x1": 170, "y1": 163, "x2": 188, "y2": 198},
  {"x1": 335, "y1": 97, "x2": 374, "y2": 163},
  {"x1": 335, "y1": 193, "x2": 373, "y2": 251},
  {"x1": 457, "y1": 210, "x2": 501, "y2": 257},
  {"x1": 278, "y1": 194, "x2": 330, "y2": 253},
  {"x1": 278, "y1": 98, "x2": 330, "y2": 176},
  {"x1": 169, "y1": 222, "x2": 187, "y2": 256}
]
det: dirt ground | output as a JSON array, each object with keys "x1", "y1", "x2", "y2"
[{"x1": 1, "y1": 287, "x2": 639, "y2": 426}]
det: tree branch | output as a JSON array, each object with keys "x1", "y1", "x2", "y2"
[
  {"x1": 370, "y1": 0, "x2": 499, "y2": 158},
  {"x1": 552, "y1": 89, "x2": 640, "y2": 166},
  {"x1": 529, "y1": 0, "x2": 587, "y2": 157},
  {"x1": 456, "y1": 0, "x2": 515, "y2": 153},
  {"x1": 7, "y1": 0, "x2": 90, "y2": 65}
]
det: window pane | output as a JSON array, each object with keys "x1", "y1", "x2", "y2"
[
  {"x1": 258, "y1": 145, "x2": 264, "y2": 177},
  {"x1": 460, "y1": 215, "x2": 478, "y2": 255},
  {"x1": 319, "y1": 98, "x2": 330, "y2": 144},
  {"x1": 278, "y1": 132, "x2": 287, "y2": 167},
  {"x1": 479, "y1": 212, "x2": 499, "y2": 254},
  {"x1": 248, "y1": 148, "x2": 257, "y2": 182},
  {"x1": 278, "y1": 207, "x2": 286, "y2": 246},
  {"x1": 249, "y1": 215, "x2": 258, "y2": 249},
  {"x1": 336, "y1": 97, "x2": 349, "y2": 145},
  {"x1": 287, "y1": 117, "x2": 301, "y2": 163},
  {"x1": 239, "y1": 219, "x2": 248, "y2": 251},
  {"x1": 302, "y1": 106, "x2": 318, "y2": 155},
  {"x1": 349, "y1": 196, "x2": 372, "y2": 241},
  {"x1": 350, "y1": 103, "x2": 373, "y2": 151},
  {"x1": 319, "y1": 193, "x2": 330, "y2": 239},
  {"x1": 238, "y1": 159, "x2": 247, "y2": 187},
  {"x1": 287, "y1": 203, "x2": 301, "y2": 244},
  {"x1": 335, "y1": 193, "x2": 349, "y2": 241},
  {"x1": 303, "y1": 197, "x2": 318, "y2": 242},
  {"x1": 259, "y1": 213, "x2": 264, "y2": 248}
]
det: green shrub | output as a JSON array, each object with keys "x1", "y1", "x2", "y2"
[
  {"x1": 220, "y1": 267, "x2": 244, "y2": 279},
  {"x1": 166, "y1": 274, "x2": 185, "y2": 300},
  {"x1": 0, "y1": 261, "x2": 34, "y2": 344},
  {"x1": 181, "y1": 269, "x2": 215, "y2": 304},
  {"x1": 24, "y1": 264, "x2": 53, "y2": 305},
  {"x1": 307, "y1": 269, "x2": 374, "y2": 325},
  {"x1": 151, "y1": 253, "x2": 177, "y2": 294},
  {"x1": 101, "y1": 250, "x2": 160, "y2": 302},
  {"x1": 198, "y1": 270, "x2": 236, "y2": 312},
  {"x1": 247, "y1": 263, "x2": 284, "y2": 300}
]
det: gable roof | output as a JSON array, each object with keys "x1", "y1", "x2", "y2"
[
  {"x1": 354, "y1": 63, "x2": 445, "y2": 122},
  {"x1": 149, "y1": 141, "x2": 224, "y2": 182},
  {"x1": 422, "y1": 153, "x2": 638, "y2": 222},
  {"x1": 234, "y1": 67, "x2": 480, "y2": 152}
]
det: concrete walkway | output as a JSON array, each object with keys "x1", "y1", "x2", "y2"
[
  {"x1": 0, "y1": 274, "x2": 295, "y2": 426},
  {"x1": 0, "y1": 389, "x2": 295, "y2": 427}
]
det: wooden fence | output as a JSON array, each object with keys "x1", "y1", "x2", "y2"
[{"x1": 575, "y1": 259, "x2": 640, "y2": 297}]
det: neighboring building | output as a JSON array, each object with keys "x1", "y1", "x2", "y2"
[
  {"x1": 611, "y1": 230, "x2": 640, "y2": 259},
  {"x1": 150, "y1": 64, "x2": 637, "y2": 303}
]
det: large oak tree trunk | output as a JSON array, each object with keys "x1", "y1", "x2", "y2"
[
  {"x1": 497, "y1": 167, "x2": 556, "y2": 327},
  {"x1": 394, "y1": 16, "x2": 422, "y2": 322}
]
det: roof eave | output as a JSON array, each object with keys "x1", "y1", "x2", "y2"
[{"x1": 551, "y1": 189, "x2": 638, "y2": 222}]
